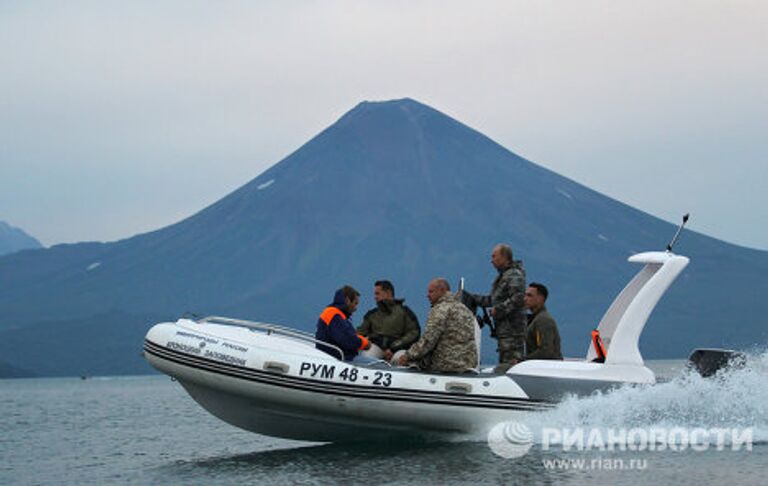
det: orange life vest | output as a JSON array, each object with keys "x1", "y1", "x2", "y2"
[
  {"x1": 319, "y1": 306, "x2": 369, "y2": 350},
  {"x1": 319, "y1": 306, "x2": 346, "y2": 325}
]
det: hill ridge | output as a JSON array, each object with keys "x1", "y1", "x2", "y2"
[{"x1": 0, "y1": 98, "x2": 765, "y2": 376}]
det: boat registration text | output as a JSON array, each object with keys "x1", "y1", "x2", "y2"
[{"x1": 299, "y1": 362, "x2": 392, "y2": 387}]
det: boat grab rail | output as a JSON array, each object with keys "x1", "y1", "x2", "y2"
[{"x1": 198, "y1": 315, "x2": 346, "y2": 361}]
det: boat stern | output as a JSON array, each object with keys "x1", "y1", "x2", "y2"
[{"x1": 507, "y1": 359, "x2": 655, "y2": 401}]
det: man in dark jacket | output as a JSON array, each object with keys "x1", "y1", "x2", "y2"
[
  {"x1": 315, "y1": 286, "x2": 370, "y2": 361},
  {"x1": 357, "y1": 280, "x2": 420, "y2": 362},
  {"x1": 522, "y1": 283, "x2": 562, "y2": 360}
]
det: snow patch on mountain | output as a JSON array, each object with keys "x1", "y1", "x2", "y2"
[{"x1": 257, "y1": 179, "x2": 275, "y2": 190}]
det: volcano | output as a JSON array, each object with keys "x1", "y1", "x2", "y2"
[{"x1": 1, "y1": 98, "x2": 766, "y2": 376}]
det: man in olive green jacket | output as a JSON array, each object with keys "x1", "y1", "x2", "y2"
[
  {"x1": 523, "y1": 283, "x2": 563, "y2": 360},
  {"x1": 357, "y1": 280, "x2": 420, "y2": 361}
]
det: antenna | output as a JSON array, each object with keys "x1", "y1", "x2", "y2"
[{"x1": 666, "y1": 213, "x2": 690, "y2": 252}]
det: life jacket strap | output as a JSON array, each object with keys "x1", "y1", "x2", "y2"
[{"x1": 357, "y1": 334, "x2": 370, "y2": 350}]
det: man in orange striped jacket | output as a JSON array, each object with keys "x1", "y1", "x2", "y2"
[{"x1": 315, "y1": 285, "x2": 371, "y2": 361}]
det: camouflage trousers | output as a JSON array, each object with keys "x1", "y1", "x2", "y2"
[{"x1": 494, "y1": 335, "x2": 526, "y2": 373}]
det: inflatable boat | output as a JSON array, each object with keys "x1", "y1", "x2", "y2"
[{"x1": 142, "y1": 245, "x2": 711, "y2": 442}]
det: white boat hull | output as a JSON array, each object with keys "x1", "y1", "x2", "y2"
[{"x1": 143, "y1": 319, "x2": 650, "y2": 442}]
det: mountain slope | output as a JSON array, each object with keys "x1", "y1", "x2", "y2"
[
  {"x1": 0, "y1": 359, "x2": 36, "y2": 378},
  {"x1": 1, "y1": 98, "x2": 765, "y2": 375},
  {"x1": 0, "y1": 221, "x2": 42, "y2": 256}
]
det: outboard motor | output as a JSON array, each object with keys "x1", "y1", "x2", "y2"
[{"x1": 687, "y1": 348, "x2": 746, "y2": 377}]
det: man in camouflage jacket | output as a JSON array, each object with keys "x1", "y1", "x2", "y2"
[
  {"x1": 399, "y1": 278, "x2": 478, "y2": 373},
  {"x1": 468, "y1": 243, "x2": 527, "y2": 367}
]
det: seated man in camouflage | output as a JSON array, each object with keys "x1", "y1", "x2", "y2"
[
  {"x1": 357, "y1": 280, "x2": 420, "y2": 363},
  {"x1": 398, "y1": 278, "x2": 478, "y2": 373}
]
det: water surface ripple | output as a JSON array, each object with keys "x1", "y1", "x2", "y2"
[{"x1": 2, "y1": 358, "x2": 766, "y2": 485}]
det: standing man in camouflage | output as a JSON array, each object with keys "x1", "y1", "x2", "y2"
[
  {"x1": 467, "y1": 243, "x2": 526, "y2": 371},
  {"x1": 398, "y1": 278, "x2": 478, "y2": 373}
]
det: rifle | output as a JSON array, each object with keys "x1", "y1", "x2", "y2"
[
  {"x1": 458, "y1": 285, "x2": 497, "y2": 338},
  {"x1": 477, "y1": 305, "x2": 496, "y2": 338}
]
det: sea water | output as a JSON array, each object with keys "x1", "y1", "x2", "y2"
[{"x1": 1, "y1": 356, "x2": 767, "y2": 485}]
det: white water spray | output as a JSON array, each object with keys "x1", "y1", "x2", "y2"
[{"x1": 511, "y1": 352, "x2": 768, "y2": 445}]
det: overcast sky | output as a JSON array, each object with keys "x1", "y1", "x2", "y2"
[{"x1": 1, "y1": 1, "x2": 766, "y2": 249}]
